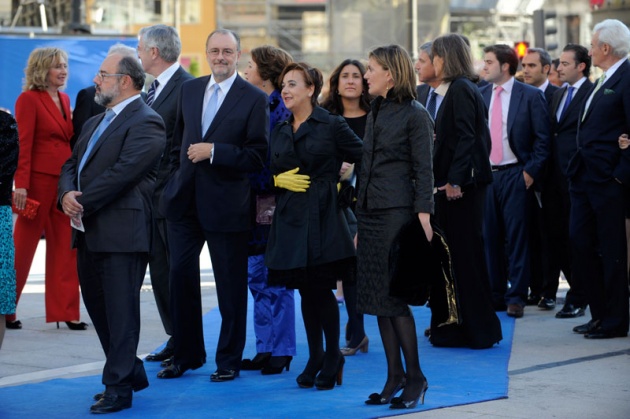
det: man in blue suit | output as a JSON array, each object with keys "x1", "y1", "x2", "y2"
[
  {"x1": 158, "y1": 29, "x2": 269, "y2": 379},
  {"x1": 480, "y1": 44, "x2": 550, "y2": 318},
  {"x1": 544, "y1": 44, "x2": 593, "y2": 319},
  {"x1": 568, "y1": 19, "x2": 630, "y2": 339},
  {"x1": 137, "y1": 24, "x2": 194, "y2": 364}
]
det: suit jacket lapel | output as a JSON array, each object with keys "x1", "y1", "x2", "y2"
[
  {"x1": 551, "y1": 86, "x2": 565, "y2": 117},
  {"x1": 507, "y1": 82, "x2": 523, "y2": 134},
  {"x1": 82, "y1": 98, "x2": 142, "y2": 168},
  {"x1": 582, "y1": 60, "x2": 629, "y2": 122},
  {"x1": 151, "y1": 66, "x2": 184, "y2": 110},
  {"x1": 40, "y1": 90, "x2": 72, "y2": 137},
  {"x1": 560, "y1": 80, "x2": 592, "y2": 124}
]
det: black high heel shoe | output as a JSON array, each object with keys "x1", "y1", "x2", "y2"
[
  {"x1": 390, "y1": 378, "x2": 429, "y2": 409},
  {"x1": 296, "y1": 356, "x2": 324, "y2": 388},
  {"x1": 365, "y1": 379, "x2": 406, "y2": 405},
  {"x1": 56, "y1": 321, "x2": 88, "y2": 330},
  {"x1": 241, "y1": 352, "x2": 271, "y2": 370},
  {"x1": 6, "y1": 320, "x2": 22, "y2": 329},
  {"x1": 315, "y1": 356, "x2": 345, "y2": 390},
  {"x1": 261, "y1": 356, "x2": 292, "y2": 375}
]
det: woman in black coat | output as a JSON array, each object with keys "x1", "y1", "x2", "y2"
[
  {"x1": 430, "y1": 34, "x2": 502, "y2": 349},
  {"x1": 265, "y1": 63, "x2": 363, "y2": 390},
  {"x1": 356, "y1": 45, "x2": 434, "y2": 409}
]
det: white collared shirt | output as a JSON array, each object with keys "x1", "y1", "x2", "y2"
[
  {"x1": 150, "y1": 62, "x2": 181, "y2": 101},
  {"x1": 488, "y1": 77, "x2": 518, "y2": 165},
  {"x1": 556, "y1": 77, "x2": 587, "y2": 121}
]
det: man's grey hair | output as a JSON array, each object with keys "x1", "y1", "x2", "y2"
[
  {"x1": 107, "y1": 43, "x2": 137, "y2": 58},
  {"x1": 419, "y1": 41, "x2": 433, "y2": 60},
  {"x1": 138, "y1": 24, "x2": 182, "y2": 63},
  {"x1": 594, "y1": 19, "x2": 630, "y2": 58}
]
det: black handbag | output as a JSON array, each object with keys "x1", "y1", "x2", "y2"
[{"x1": 389, "y1": 217, "x2": 458, "y2": 314}]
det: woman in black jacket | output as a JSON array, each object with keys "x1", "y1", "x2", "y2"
[
  {"x1": 265, "y1": 63, "x2": 363, "y2": 390},
  {"x1": 430, "y1": 34, "x2": 502, "y2": 349},
  {"x1": 356, "y1": 45, "x2": 434, "y2": 409}
]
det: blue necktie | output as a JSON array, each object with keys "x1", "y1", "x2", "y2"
[
  {"x1": 78, "y1": 109, "x2": 115, "y2": 189},
  {"x1": 559, "y1": 86, "x2": 574, "y2": 121},
  {"x1": 146, "y1": 79, "x2": 159, "y2": 106},
  {"x1": 426, "y1": 90, "x2": 438, "y2": 120},
  {"x1": 202, "y1": 85, "x2": 220, "y2": 135}
]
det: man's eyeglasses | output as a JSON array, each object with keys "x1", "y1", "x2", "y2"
[{"x1": 95, "y1": 72, "x2": 127, "y2": 82}]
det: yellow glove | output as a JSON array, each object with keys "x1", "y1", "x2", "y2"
[{"x1": 274, "y1": 167, "x2": 311, "y2": 192}]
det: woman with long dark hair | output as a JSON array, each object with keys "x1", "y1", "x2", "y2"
[
  {"x1": 321, "y1": 59, "x2": 371, "y2": 356},
  {"x1": 429, "y1": 34, "x2": 502, "y2": 349}
]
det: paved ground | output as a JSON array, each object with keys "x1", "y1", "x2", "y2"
[{"x1": 1, "y1": 240, "x2": 629, "y2": 418}]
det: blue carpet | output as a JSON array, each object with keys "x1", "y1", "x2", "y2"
[{"x1": 0, "y1": 297, "x2": 514, "y2": 418}]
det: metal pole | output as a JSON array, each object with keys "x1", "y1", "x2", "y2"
[
  {"x1": 411, "y1": 0, "x2": 418, "y2": 59},
  {"x1": 174, "y1": 0, "x2": 180, "y2": 33}
]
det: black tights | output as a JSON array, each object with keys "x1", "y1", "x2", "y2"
[
  {"x1": 343, "y1": 284, "x2": 366, "y2": 347},
  {"x1": 299, "y1": 288, "x2": 340, "y2": 375},
  {"x1": 377, "y1": 315, "x2": 426, "y2": 401}
]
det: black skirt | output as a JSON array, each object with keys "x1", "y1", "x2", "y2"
[
  {"x1": 268, "y1": 256, "x2": 356, "y2": 290},
  {"x1": 356, "y1": 207, "x2": 414, "y2": 317}
]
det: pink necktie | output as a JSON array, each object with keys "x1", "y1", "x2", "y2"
[{"x1": 490, "y1": 85, "x2": 504, "y2": 165}]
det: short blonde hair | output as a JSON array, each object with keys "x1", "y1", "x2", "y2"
[{"x1": 23, "y1": 47, "x2": 68, "y2": 92}]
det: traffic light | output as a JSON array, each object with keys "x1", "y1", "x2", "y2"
[
  {"x1": 533, "y1": 9, "x2": 558, "y2": 51},
  {"x1": 514, "y1": 41, "x2": 529, "y2": 59}
]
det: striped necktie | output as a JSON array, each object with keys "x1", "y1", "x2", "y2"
[{"x1": 146, "y1": 79, "x2": 159, "y2": 106}]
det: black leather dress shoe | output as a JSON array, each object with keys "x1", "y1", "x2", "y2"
[
  {"x1": 93, "y1": 380, "x2": 148, "y2": 401},
  {"x1": 537, "y1": 298, "x2": 556, "y2": 310},
  {"x1": 145, "y1": 347, "x2": 174, "y2": 362},
  {"x1": 90, "y1": 393, "x2": 132, "y2": 414},
  {"x1": 556, "y1": 304, "x2": 586, "y2": 318},
  {"x1": 210, "y1": 369, "x2": 239, "y2": 382},
  {"x1": 157, "y1": 364, "x2": 189, "y2": 379},
  {"x1": 160, "y1": 357, "x2": 173, "y2": 367},
  {"x1": 584, "y1": 327, "x2": 628, "y2": 339},
  {"x1": 573, "y1": 319, "x2": 600, "y2": 334}
]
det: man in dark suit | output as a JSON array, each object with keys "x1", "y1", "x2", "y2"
[
  {"x1": 157, "y1": 29, "x2": 268, "y2": 381},
  {"x1": 568, "y1": 19, "x2": 630, "y2": 339},
  {"x1": 521, "y1": 47, "x2": 559, "y2": 308},
  {"x1": 136, "y1": 24, "x2": 194, "y2": 365},
  {"x1": 58, "y1": 52, "x2": 166, "y2": 413},
  {"x1": 544, "y1": 44, "x2": 592, "y2": 318},
  {"x1": 480, "y1": 44, "x2": 550, "y2": 318},
  {"x1": 414, "y1": 41, "x2": 442, "y2": 119}
]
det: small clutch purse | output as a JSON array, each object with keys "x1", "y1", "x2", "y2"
[
  {"x1": 255, "y1": 194, "x2": 276, "y2": 225},
  {"x1": 11, "y1": 193, "x2": 40, "y2": 220}
]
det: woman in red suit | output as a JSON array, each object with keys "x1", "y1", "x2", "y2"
[{"x1": 8, "y1": 47, "x2": 86, "y2": 330}]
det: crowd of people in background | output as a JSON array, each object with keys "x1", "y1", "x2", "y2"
[{"x1": 0, "y1": 17, "x2": 629, "y2": 415}]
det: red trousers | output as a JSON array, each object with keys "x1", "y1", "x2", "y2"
[{"x1": 8, "y1": 172, "x2": 80, "y2": 323}]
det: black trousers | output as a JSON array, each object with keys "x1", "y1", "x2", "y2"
[
  {"x1": 148, "y1": 216, "x2": 174, "y2": 347},
  {"x1": 168, "y1": 216, "x2": 249, "y2": 371},
  {"x1": 569, "y1": 174, "x2": 629, "y2": 332},
  {"x1": 77, "y1": 235, "x2": 148, "y2": 397}
]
